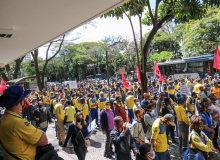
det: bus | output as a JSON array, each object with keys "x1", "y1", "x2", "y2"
[
  {"x1": 96, "y1": 73, "x2": 107, "y2": 80},
  {"x1": 157, "y1": 54, "x2": 215, "y2": 79}
]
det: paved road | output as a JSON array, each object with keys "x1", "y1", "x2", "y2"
[{"x1": 47, "y1": 120, "x2": 219, "y2": 160}]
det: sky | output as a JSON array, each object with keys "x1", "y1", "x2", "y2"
[{"x1": 38, "y1": 1, "x2": 155, "y2": 59}]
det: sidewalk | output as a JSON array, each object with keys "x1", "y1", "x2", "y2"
[{"x1": 46, "y1": 121, "x2": 189, "y2": 160}]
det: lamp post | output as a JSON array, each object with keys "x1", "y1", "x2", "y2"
[{"x1": 106, "y1": 41, "x2": 122, "y2": 100}]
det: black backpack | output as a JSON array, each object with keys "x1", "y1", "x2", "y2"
[{"x1": 141, "y1": 116, "x2": 148, "y2": 134}]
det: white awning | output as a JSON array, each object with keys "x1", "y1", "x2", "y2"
[{"x1": 0, "y1": 0, "x2": 128, "y2": 67}]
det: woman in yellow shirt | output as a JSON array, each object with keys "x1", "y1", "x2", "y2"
[{"x1": 211, "y1": 82, "x2": 220, "y2": 99}]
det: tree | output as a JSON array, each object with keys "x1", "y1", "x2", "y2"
[
  {"x1": 31, "y1": 35, "x2": 65, "y2": 90},
  {"x1": 13, "y1": 55, "x2": 26, "y2": 79},
  {"x1": 103, "y1": 0, "x2": 220, "y2": 95},
  {"x1": 181, "y1": 7, "x2": 220, "y2": 57}
]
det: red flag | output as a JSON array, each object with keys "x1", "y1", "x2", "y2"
[
  {"x1": 136, "y1": 65, "x2": 141, "y2": 83},
  {"x1": 208, "y1": 62, "x2": 212, "y2": 73},
  {"x1": 153, "y1": 61, "x2": 164, "y2": 82},
  {"x1": 213, "y1": 45, "x2": 220, "y2": 70},
  {"x1": 122, "y1": 71, "x2": 129, "y2": 89},
  {"x1": 0, "y1": 78, "x2": 7, "y2": 95}
]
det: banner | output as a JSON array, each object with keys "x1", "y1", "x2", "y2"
[
  {"x1": 69, "y1": 81, "x2": 77, "y2": 89},
  {"x1": 179, "y1": 85, "x2": 191, "y2": 96},
  {"x1": 85, "y1": 119, "x2": 97, "y2": 138}
]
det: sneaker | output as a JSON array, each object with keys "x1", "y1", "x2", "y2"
[
  {"x1": 110, "y1": 150, "x2": 114, "y2": 156},
  {"x1": 59, "y1": 142, "x2": 63, "y2": 146},
  {"x1": 214, "y1": 146, "x2": 220, "y2": 151},
  {"x1": 67, "y1": 144, "x2": 73, "y2": 148},
  {"x1": 104, "y1": 153, "x2": 113, "y2": 158}
]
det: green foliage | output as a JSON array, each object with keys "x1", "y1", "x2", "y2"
[
  {"x1": 150, "y1": 51, "x2": 172, "y2": 62},
  {"x1": 181, "y1": 7, "x2": 220, "y2": 56}
]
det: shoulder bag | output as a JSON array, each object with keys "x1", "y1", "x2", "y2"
[{"x1": 80, "y1": 130, "x2": 90, "y2": 147}]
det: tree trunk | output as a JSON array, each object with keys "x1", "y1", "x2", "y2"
[
  {"x1": 32, "y1": 49, "x2": 43, "y2": 90},
  {"x1": 13, "y1": 56, "x2": 25, "y2": 79},
  {"x1": 0, "y1": 68, "x2": 9, "y2": 81}
]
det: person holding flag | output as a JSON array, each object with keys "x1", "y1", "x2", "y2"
[{"x1": 63, "y1": 112, "x2": 91, "y2": 160}]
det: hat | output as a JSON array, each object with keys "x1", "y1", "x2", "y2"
[
  {"x1": 0, "y1": 85, "x2": 31, "y2": 107},
  {"x1": 60, "y1": 98, "x2": 66, "y2": 101},
  {"x1": 169, "y1": 81, "x2": 173, "y2": 84},
  {"x1": 164, "y1": 114, "x2": 175, "y2": 126},
  {"x1": 178, "y1": 97, "x2": 185, "y2": 103},
  {"x1": 100, "y1": 92, "x2": 104, "y2": 95},
  {"x1": 32, "y1": 96, "x2": 37, "y2": 100}
]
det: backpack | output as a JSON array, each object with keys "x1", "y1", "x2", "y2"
[
  {"x1": 141, "y1": 116, "x2": 148, "y2": 133},
  {"x1": 50, "y1": 100, "x2": 56, "y2": 113}
]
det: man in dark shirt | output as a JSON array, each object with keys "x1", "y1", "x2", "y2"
[
  {"x1": 156, "y1": 92, "x2": 166, "y2": 116},
  {"x1": 110, "y1": 116, "x2": 136, "y2": 160},
  {"x1": 141, "y1": 93, "x2": 150, "y2": 107}
]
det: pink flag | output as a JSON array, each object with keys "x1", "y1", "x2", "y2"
[
  {"x1": 0, "y1": 78, "x2": 7, "y2": 95},
  {"x1": 213, "y1": 45, "x2": 220, "y2": 70},
  {"x1": 153, "y1": 61, "x2": 164, "y2": 82},
  {"x1": 122, "y1": 71, "x2": 129, "y2": 89},
  {"x1": 136, "y1": 65, "x2": 141, "y2": 83}
]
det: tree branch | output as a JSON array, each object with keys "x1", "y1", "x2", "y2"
[
  {"x1": 47, "y1": 35, "x2": 65, "y2": 62},
  {"x1": 46, "y1": 42, "x2": 53, "y2": 61},
  {"x1": 147, "y1": 0, "x2": 155, "y2": 26}
]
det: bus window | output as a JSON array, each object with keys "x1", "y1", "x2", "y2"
[
  {"x1": 164, "y1": 65, "x2": 174, "y2": 75},
  {"x1": 175, "y1": 63, "x2": 187, "y2": 73},
  {"x1": 188, "y1": 62, "x2": 203, "y2": 72}
]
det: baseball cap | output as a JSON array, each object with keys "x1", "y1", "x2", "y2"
[
  {"x1": 178, "y1": 97, "x2": 185, "y2": 103},
  {"x1": 164, "y1": 114, "x2": 175, "y2": 126}
]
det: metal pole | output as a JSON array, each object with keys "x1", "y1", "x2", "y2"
[{"x1": 106, "y1": 48, "x2": 110, "y2": 101}]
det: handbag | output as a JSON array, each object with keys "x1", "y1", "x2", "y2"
[
  {"x1": 40, "y1": 121, "x2": 48, "y2": 129},
  {"x1": 39, "y1": 109, "x2": 48, "y2": 129},
  {"x1": 80, "y1": 131, "x2": 90, "y2": 147}
]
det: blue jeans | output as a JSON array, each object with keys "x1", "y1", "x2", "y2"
[
  {"x1": 65, "y1": 122, "x2": 73, "y2": 145},
  {"x1": 134, "y1": 141, "x2": 144, "y2": 153},
  {"x1": 128, "y1": 109, "x2": 134, "y2": 124},
  {"x1": 90, "y1": 108, "x2": 98, "y2": 125},
  {"x1": 155, "y1": 150, "x2": 171, "y2": 160},
  {"x1": 41, "y1": 126, "x2": 48, "y2": 132},
  {"x1": 169, "y1": 94, "x2": 175, "y2": 102},
  {"x1": 31, "y1": 120, "x2": 36, "y2": 127}
]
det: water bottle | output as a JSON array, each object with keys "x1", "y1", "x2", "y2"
[{"x1": 25, "y1": 116, "x2": 27, "y2": 120}]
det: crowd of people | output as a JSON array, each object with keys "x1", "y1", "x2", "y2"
[{"x1": 0, "y1": 72, "x2": 220, "y2": 160}]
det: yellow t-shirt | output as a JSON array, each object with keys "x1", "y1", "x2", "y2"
[
  {"x1": 0, "y1": 110, "x2": 43, "y2": 160},
  {"x1": 65, "y1": 106, "x2": 76, "y2": 122},
  {"x1": 186, "y1": 97, "x2": 196, "y2": 112},
  {"x1": 151, "y1": 118, "x2": 167, "y2": 152},
  {"x1": 174, "y1": 104, "x2": 189, "y2": 125},
  {"x1": 98, "y1": 97, "x2": 106, "y2": 110},
  {"x1": 133, "y1": 104, "x2": 139, "y2": 118},
  {"x1": 30, "y1": 93, "x2": 35, "y2": 99},
  {"x1": 212, "y1": 87, "x2": 220, "y2": 99},
  {"x1": 54, "y1": 103, "x2": 64, "y2": 120},
  {"x1": 80, "y1": 104, "x2": 89, "y2": 120},
  {"x1": 42, "y1": 96, "x2": 49, "y2": 105},
  {"x1": 189, "y1": 130, "x2": 213, "y2": 152},
  {"x1": 125, "y1": 95, "x2": 135, "y2": 109},
  {"x1": 71, "y1": 98, "x2": 76, "y2": 106},
  {"x1": 193, "y1": 84, "x2": 202, "y2": 93},
  {"x1": 89, "y1": 98, "x2": 97, "y2": 109}
]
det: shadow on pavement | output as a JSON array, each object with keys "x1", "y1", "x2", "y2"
[{"x1": 90, "y1": 139, "x2": 102, "y2": 148}]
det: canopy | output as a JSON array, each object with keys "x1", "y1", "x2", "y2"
[{"x1": 0, "y1": 0, "x2": 128, "y2": 67}]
